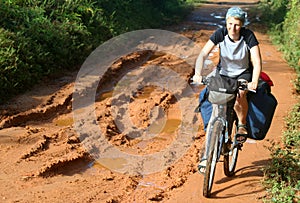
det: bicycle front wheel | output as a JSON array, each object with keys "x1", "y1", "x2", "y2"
[
  {"x1": 203, "y1": 120, "x2": 223, "y2": 198},
  {"x1": 223, "y1": 120, "x2": 239, "y2": 177}
]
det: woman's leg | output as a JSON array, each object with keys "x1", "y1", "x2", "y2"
[
  {"x1": 235, "y1": 70, "x2": 251, "y2": 136},
  {"x1": 234, "y1": 89, "x2": 248, "y2": 135}
]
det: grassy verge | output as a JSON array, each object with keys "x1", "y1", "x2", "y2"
[
  {"x1": 263, "y1": 104, "x2": 300, "y2": 202},
  {"x1": 258, "y1": 0, "x2": 300, "y2": 202}
]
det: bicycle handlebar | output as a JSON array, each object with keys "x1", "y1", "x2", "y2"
[
  {"x1": 238, "y1": 79, "x2": 256, "y2": 93},
  {"x1": 190, "y1": 76, "x2": 256, "y2": 93}
]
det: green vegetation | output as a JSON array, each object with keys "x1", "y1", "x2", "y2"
[
  {"x1": 0, "y1": 0, "x2": 192, "y2": 103},
  {"x1": 259, "y1": 0, "x2": 300, "y2": 202},
  {"x1": 263, "y1": 104, "x2": 300, "y2": 203},
  {"x1": 259, "y1": 0, "x2": 300, "y2": 92}
]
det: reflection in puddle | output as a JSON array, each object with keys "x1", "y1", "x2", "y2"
[
  {"x1": 135, "y1": 86, "x2": 156, "y2": 99},
  {"x1": 160, "y1": 118, "x2": 181, "y2": 134},
  {"x1": 96, "y1": 85, "x2": 156, "y2": 102},
  {"x1": 211, "y1": 12, "x2": 224, "y2": 19},
  {"x1": 97, "y1": 90, "x2": 114, "y2": 102},
  {"x1": 146, "y1": 114, "x2": 181, "y2": 134},
  {"x1": 196, "y1": 21, "x2": 223, "y2": 28},
  {"x1": 93, "y1": 158, "x2": 128, "y2": 171},
  {"x1": 54, "y1": 117, "x2": 74, "y2": 126}
]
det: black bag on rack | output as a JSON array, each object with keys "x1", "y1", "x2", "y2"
[{"x1": 207, "y1": 69, "x2": 238, "y2": 104}]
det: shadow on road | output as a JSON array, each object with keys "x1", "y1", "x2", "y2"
[{"x1": 209, "y1": 158, "x2": 271, "y2": 198}]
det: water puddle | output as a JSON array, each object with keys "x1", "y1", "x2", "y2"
[
  {"x1": 96, "y1": 85, "x2": 156, "y2": 102},
  {"x1": 91, "y1": 158, "x2": 128, "y2": 171},
  {"x1": 211, "y1": 12, "x2": 224, "y2": 19},
  {"x1": 54, "y1": 117, "x2": 74, "y2": 126},
  {"x1": 135, "y1": 86, "x2": 156, "y2": 99},
  {"x1": 193, "y1": 11, "x2": 226, "y2": 28},
  {"x1": 96, "y1": 89, "x2": 114, "y2": 102},
  {"x1": 190, "y1": 6, "x2": 252, "y2": 29},
  {"x1": 160, "y1": 118, "x2": 181, "y2": 134}
]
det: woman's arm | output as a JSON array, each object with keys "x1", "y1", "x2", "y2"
[
  {"x1": 249, "y1": 44, "x2": 262, "y2": 90},
  {"x1": 192, "y1": 40, "x2": 216, "y2": 83}
]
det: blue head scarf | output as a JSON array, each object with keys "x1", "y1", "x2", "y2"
[{"x1": 225, "y1": 7, "x2": 246, "y2": 25}]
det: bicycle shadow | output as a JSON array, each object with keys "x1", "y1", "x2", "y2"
[{"x1": 209, "y1": 158, "x2": 271, "y2": 199}]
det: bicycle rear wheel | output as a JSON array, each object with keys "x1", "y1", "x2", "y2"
[
  {"x1": 223, "y1": 119, "x2": 239, "y2": 177},
  {"x1": 203, "y1": 120, "x2": 223, "y2": 198}
]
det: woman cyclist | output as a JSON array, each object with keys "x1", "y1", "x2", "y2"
[{"x1": 192, "y1": 7, "x2": 262, "y2": 173}]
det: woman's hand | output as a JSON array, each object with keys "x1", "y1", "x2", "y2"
[
  {"x1": 191, "y1": 74, "x2": 203, "y2": 85},
  {"x1": 248, "y1": 81, "x2": 258, "y2": 91}
]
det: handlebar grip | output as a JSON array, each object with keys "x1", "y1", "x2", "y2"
[
  {"x1": 201, "y1": 76, "x2": 208, "y2": 85},
  {"x1": 237, "y1": 79, "x2": 257, "y2": 93}
]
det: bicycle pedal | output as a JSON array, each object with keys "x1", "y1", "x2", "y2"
[
  {"x1": 237, "y1": 143, "x2": 243, "y2": 150},
  {"x1": 223, "y1": 151, "x2": 233, "y2": 156}
]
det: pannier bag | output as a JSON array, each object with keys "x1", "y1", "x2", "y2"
[
  {"x1": 246, "y1": 80, "x2": 277, "y2": 140},
  {"x1": 195, "y1": 87, "x2": 212, "y2": 132}
]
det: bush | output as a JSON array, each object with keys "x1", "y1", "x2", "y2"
[
  {"x1": 281, "y1": 0, "x2": 300, "y2": 75},
  {"x1": 259, "y1": 0, "x2": 300, "y2": 92},
  {"x1": 0, "y1": 1, "x2": 109, "y2": 103},
  {"x1": 0, "y1": 0, "x2": 191, "y2": 103}
]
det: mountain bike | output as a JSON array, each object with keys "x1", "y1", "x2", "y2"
[{"x1": 201, "y1": 79, "x2": 254, "y2": 198}]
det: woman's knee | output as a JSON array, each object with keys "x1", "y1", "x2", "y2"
[{"x1": 235, "y1": 91, "x2": 247, "y2": 103}]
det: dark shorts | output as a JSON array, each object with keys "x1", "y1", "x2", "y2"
[
  {"x1": 236, "y1": 69, "x2": 252, "y2": 82},
  {"x1": 220, "y1": 69, "x2": 252, "y2": 82}
]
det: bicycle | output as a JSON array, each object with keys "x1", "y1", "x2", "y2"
[{"x1": 199, "y1": 78, "x2": 255, "y2": 198}]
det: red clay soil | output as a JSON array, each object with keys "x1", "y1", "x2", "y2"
[{"x1": 0, "y1": 1, "x2": 297, "y2": 203}]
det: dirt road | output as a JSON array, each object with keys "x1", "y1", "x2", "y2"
[{"x1": 0, "y1": 1, "x2": 297, "y2": 203}]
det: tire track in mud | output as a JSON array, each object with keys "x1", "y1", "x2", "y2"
[
  {"x1": 0, "y1": 45, "x2": 202, "y2": 202},
  {"x1": 1, "y1": 51, "x2": 156, "y2": 176},
  {"x1": 0, "y1": 51, "x2": 153, "y2": 130},
  {"x1": 0, "y1": 93, "x2": 72, "y2": 129}
]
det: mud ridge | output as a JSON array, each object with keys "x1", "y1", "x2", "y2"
[
  {"x1": 0, "y1": 93, "x2": 72, "y2": 129},
  {"x1": 37, "y1": 151, "x2": 91, "y2": 177},
  {"x1": 96, "y1": 50, "x2": 155, "y2": 95},
  {"x1": 20, "y1": 135, "x2": 50, "y2": 159}
]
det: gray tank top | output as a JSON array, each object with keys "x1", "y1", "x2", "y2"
[{"x1": 209, "y1": 27, "x2": 259, "y2": 78}]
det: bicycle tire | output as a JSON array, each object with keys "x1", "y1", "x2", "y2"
[
  {"x1": 203, "y1": 120, "x2": 223, "y2": 198},
  {"x1": 223, "y1": 120, "x2": 239, "y2": 177}
]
